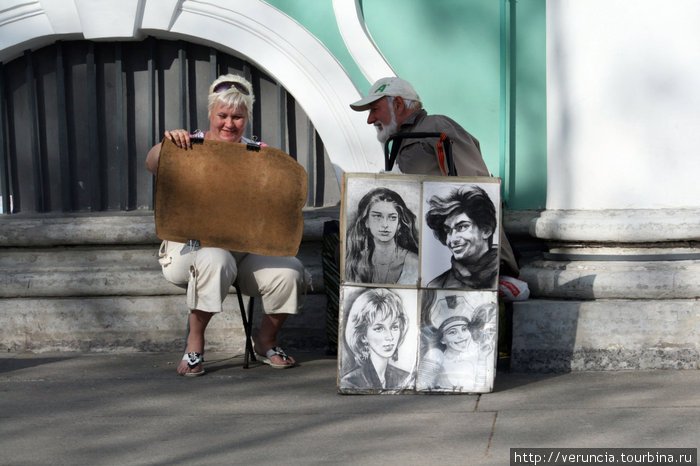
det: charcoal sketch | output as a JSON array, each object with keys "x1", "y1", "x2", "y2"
[
  {"x1": 344, "y1": 181, "x2": 420, "y2": 285},
  {"x1": 422, "y1": 182, "x2": 501, "y2": 290},
  {"x1": 416, "y1": 290, "x2": 497, "y2": 393},
  {"x1": 339, "y1": 287, "x2": 417, "y2": 392}
]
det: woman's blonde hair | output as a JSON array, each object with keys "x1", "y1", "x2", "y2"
[
  {"x1": 345, "y1": 288, "x2": 408, "y2": 363},
  {"x1": 208, "y1": 74, "x2": 255, "y2": 120}
]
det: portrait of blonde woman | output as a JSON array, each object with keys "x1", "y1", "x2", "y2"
[{"x1": 339, "y1": 287, "x2": 417, "y2": 392}]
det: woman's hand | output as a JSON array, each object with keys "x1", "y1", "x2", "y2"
[
  {"x1": 165, "y1": 129, "x2": 192, "y2": 150},
  {"x1": 146, "y1": 129, "x2": 192, "y2": 174}
]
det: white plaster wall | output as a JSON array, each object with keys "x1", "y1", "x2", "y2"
[{"x1": 547, "y1": 0, "x2": 700, "y2": 210}]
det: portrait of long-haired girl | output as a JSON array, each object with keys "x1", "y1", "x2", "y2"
[{"x1": 344, "y1": 187, "x2": 419, "y2": 285}]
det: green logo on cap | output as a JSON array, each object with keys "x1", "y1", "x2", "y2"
[{"x1": 374, "y1": 84, "x2": 387, "y2": 93}]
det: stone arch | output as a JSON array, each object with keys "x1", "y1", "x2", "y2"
[{"x1": 0, "y1": 0, "x2": 383, "y2": 177}]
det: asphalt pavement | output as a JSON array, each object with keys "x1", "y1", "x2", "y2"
[{"x1": 1, "y1": 351, "x2": 698, "y2": 465}]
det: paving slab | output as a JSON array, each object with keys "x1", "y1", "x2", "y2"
[
  {"x1": 0, "y1": 352, "x2": 698, "y2": 465},
  {"x1": 482, "y1": 370, "x2": 700, "y2": 410}
]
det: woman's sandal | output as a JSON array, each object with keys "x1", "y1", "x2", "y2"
[
  {"x1": 261, "y1": 346, "x2": 295, "y2": 369},
  {"x1": 181, "y1": 351, "x2": 205, "y2": 377}
]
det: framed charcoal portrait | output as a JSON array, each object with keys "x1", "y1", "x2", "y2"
[
  {"x1": 421, "y1": 180, "x2": 502, "y2": 290},
  {"x1": 338, "y1": 173, "x2": 500, "y2": 395},
  {"x1": 342, "y1": 175, "x2": 421, "y2": 286},
  {"x1": 416, "y1": 289, "x2": 498, "y2": 393},
  {"x1": 338, "y1": 286, "x2": 418, "y2": 394}
]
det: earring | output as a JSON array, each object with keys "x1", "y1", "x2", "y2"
[{"x1": 359, "y1": 343, "x2": 370, "y2": 362}]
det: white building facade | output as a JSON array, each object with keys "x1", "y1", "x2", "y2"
[{"x1": 1, "y1": 0, "x2": 697, "y2": 368}]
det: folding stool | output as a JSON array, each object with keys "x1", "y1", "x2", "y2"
[
  {"x1": 234, "y1": 280, "x2": 256, "y2": 368},
  {"x1": 184, "y1": 279, "x2": 256, "y2": 369}
]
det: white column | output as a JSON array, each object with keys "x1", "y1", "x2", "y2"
[
  {"x1": 512, "y1": 0, "x2": 700, "y2": 371},
  {"x1": 546, "y1": 0, "x2": 700, "y2": 212}
]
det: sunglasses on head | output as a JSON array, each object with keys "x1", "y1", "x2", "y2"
[{"x1": 213, "y1": 81, "x2": 250, "y2": 95}]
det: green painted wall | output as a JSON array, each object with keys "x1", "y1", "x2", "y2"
[
  {"x1": 508, "y1": 0, "x2": 547, "y2": 210},
  {"x1": 364, "y1": 0, "x2": 502, "y2": 176},
  {"x1": 263, "y1": 0, "x2": 368, "y2": 90},
  {"x1": 265, "y1": 0, "x2": 545, "y2": 210}
]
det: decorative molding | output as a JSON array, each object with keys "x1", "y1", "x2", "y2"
[
  {"x1": 530, "y1": 208, "x2": 700, "y2": 242},
  {"x1": 332, "y1": 0, "x2": 394, "y2": 83},
  {"x1": 0, "y1": 1, "x2": 53, "y2": 61},
  {"x1": 73, "y1": 0, "x2": 143, "y2": 38},
  {"x1": 0, "y1": 1, "x2": 43, "y2": 28}
]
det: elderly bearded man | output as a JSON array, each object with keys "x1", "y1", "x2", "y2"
[{"x1": 350, "y1": 77, "x2": 520, "y2": 279}]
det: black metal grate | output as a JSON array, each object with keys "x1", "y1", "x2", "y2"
[{"x1": 0, "y1": 38, "x2": 338, "y2": 214}]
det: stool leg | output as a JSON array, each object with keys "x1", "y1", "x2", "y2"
[
  {"x1": 184, "y1": 318, "x2": 190, "y2": 352},
  {"x1": 236, "y1": 283, "x2": 255, "y2": 369},
  {"x1": 247, "y1": 297, "x2": 256, "y2": 364}
]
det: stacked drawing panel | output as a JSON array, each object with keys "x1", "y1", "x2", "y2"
[{"x1": 337, "y1": 174, "x2": 501, "y2": 394}]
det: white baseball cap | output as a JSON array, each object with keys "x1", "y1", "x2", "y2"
[
  {"x1": 429, "y1": 295, "x2": 471, "y2": 331},
  {"x1": 350, "y1": 77, "x2": 421, "y2": 111}
]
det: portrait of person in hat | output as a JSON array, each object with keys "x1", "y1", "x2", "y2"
[
  {"x1": 339, "y1": 288, "x2": 415, "y2": 391},
  {"x1": 416, "y1": 291, "x2": 497, "y2": 392}
]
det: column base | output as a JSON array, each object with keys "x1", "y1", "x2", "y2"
[{"x1": 511, "y1": 299, "x2": 699, "y2": 372}]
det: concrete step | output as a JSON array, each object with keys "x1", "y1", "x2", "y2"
[
  {"x1": 0, "y1": 242, "x2": 325, "y2": 297},
  {"x1": 520, "y1": 257, "x2": 700, "y2": 299},
  {"x1": 0, "y1": 209, "x2": 340, "y2": 353},
  {"x1": 511, "y1": 298, "x2": 700, "y2": 371},
  {"x1": 0, "y1": 293, "x2": 330, "y2": 353}
]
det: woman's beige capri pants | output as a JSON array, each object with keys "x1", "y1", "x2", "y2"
[{"x1": 158, "y1": 240, "x2": 306, "y2": 315}]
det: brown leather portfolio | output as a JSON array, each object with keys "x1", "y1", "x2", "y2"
[{"x1": 154, "y1": 138, "x2": 307, "y2": 256}]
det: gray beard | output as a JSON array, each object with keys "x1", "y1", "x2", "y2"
[{"x1": 375, "y1": 108, "x2": 398, "y2": 143}]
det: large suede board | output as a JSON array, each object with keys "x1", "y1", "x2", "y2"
[{"x1": 154, "y1": 138, "x2": 307, "y2": 256}]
